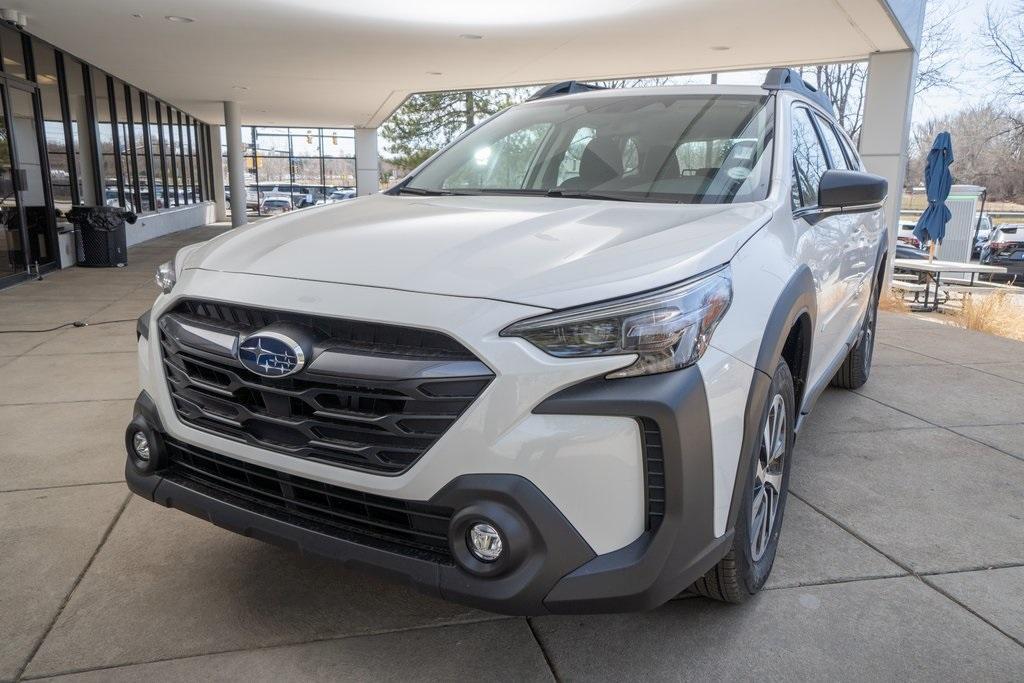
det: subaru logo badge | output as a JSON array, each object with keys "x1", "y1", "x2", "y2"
[{"x1": 238, "y1": 331, "x2": 305, "y2": 377}]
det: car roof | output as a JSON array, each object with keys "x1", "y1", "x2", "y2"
[
  {"x1": 517, "y1": 83, "x2": 840, "y2": 123},
  {"x1": 517, "y1": 84, "x2": 770, "y2": 107}
]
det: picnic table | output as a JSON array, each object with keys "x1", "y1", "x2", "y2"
[{"x1": 892, "y1": 258, "x2": 1008, "y2": 311}]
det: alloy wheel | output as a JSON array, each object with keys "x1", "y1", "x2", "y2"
[{"x1": 750, "y1": 393, "x2": 786, "y2": 561}]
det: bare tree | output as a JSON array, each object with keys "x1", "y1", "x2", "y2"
[
  {"x1": 982, "y1": 0, "x2": 1024, "y2": 131},
  {"x1": 800, "y1": 0, "x2": 965, "y2": 142},
  {"x1": 909, "y1": 104, "x2": 1024, "y2": 200},
  {"x1": 801, "y1": 63, "x2": 868, "y2": 139},
  {"x1": 588, "y1": 76, "x2": 676, "y2": 89},
  {"x1": 916, "y1": 0, "x2": 967, "y2": 95}
]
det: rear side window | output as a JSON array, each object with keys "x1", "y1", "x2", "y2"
[
  {"x1": 814, "y1": 115, "x2": 850, "y2": 170},
  {"x1": 791, "y1": 107, "x2": 829, "y2": 208},
  {"x1": 838, "y1": 133, "x2": 861, "y2": 170}
]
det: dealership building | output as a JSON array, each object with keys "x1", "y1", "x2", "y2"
[{"x1": 3, "y1": 0, "x2": 924, "y2": 291}]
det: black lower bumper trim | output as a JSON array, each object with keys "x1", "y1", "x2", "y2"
[{"x1": 127, "y1": 362, "x2": 729, "y2": 615}]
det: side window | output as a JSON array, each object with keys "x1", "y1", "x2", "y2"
[
  {"x1": 814, "y1": 114, "x2": 850, "y2": 170},
  {"x1": 839, "y1": 134, "x2": 861, "y2": 170},
  {"x1": 791, "y1": 107, "x2": 829, "y2": 209},
  {"x1": 556, "y1": 127, "x2": 597, "y2": 185}
]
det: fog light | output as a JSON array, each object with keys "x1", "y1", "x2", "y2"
[
  {"x1": 467, "y1": 522, "x2": 503, "y2": 562},
  {"x1": 132, "y1": 431, "x2": 151, "y2": 462}
]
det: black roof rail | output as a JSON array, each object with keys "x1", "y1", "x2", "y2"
[
  {"x1": 762, "y1": 68, "x2": 835, "y2": 116},
  {"x1": 528, "y1": 80, "x2": 606, "y2": 101}
]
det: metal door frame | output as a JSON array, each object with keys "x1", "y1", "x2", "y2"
[{"x1": 0, "y1": 71, "x2": 57, "y2": 288}]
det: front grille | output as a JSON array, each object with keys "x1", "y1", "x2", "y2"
[
  {"x1": 159, "y1": 300, "x2": 492, "y2": 475},
  {"x1": 175, "y1": 299, "x2": 475, "y2": 360},
  {"x1": 639, "y1": 418, "x2": 665, "y2": 530},
  {"x1": 164, "y1": 438, "x2": 455, "y2": 563}
]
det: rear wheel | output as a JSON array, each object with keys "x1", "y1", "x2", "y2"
[
  {"x1": 831, "y1": 276, "x2": 879, "y2": 390},
  {"x1": 690, "y1": 359, "x2": 794, "y2": 603}
]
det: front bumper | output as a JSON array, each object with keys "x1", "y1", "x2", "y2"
[{"x1": 127, "y1": 360, "x2": 730, "y2": 615}]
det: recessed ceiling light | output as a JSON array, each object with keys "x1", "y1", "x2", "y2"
[
  {"x1": 459, "y1": 33, "x2": 483, "y2": 40},
  {"x1": 164, "y1": 15, "x2": 194, "y2": 23},
  {"x1": 710, "y1": 45, "x2": 730, "y2": 51},
  {"x1": 232, "y1": 85, "x2": 249, "y2": 91},
  {"x1": 131, "y1": 13, "x2": 143, "y2": 18},
  {"x1": 427, "y1": 71, "x2": 443, "y2": 75}
]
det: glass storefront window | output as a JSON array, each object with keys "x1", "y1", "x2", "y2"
[
  {"x1": 127, "y1": 86, "x2": 149, "y2": 211},
  {"x1": 112, "y1": 79, "x2": 133, "y2": 209},
  {"x1": 92, "y1": 68, "x2": 122, "y2": 208},
  {"x1": 0, "y1": 25, "x2": 26, "y2": 79},
  {"x1": 165, "y1": 105, "x2": 179, "y2": 206},
  {"x1": 0, "y1": 32, "x2": 217, "y2": 288},
  {"x1": 323, "y1": 129, "x2": 355, "y2": 157},
  {"x1": 291, "y1": 157, "x2": 323, "y2": 187},
  {"x1": 61, "y1": 56, "x2": 91, "y2": 205},
  {"x1": 324, "y1": 158, "x2": 356, "y2": 188},
  {"x1": 255, "y1": 133, "x2": 289, "y2": 157},
  {"x1": 291, "y1": 129, "x2": 321, "y2": 157},
  {"x1": 218, "y1": 125, "x2": 356, "y2": 218},
  {"x1": 35, "y1": 44, "x2": 74, "y2": 213}
]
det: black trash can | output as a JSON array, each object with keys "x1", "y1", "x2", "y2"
[{"x1": 65, "y1": 206, "x2": 137, "y2": 267}]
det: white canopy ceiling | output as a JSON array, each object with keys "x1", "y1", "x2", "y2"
[{"x1": 19, "y1": 0, "x2": 917, "y2": 127}]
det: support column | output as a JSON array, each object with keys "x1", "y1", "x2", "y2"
[
  {"x1": 209, "y1": 125, "x2": 228, "y2": 222},
  {"x1": 859, "y1": 49, "x2": 920, "y2": 283},
  {"x1": 223, "y1": 101, "x2": 247, "y2": 227},
  {"x1": 354, "y1": 128, "x2": 379, "y2": 196}
]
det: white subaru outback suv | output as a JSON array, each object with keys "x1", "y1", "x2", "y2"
[{"x1": 126, "y1": 68, "x2": 887, "y2": 614}]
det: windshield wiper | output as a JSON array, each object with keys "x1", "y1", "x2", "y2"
[
  {"x1": 545, "y1": 189, "x2": 643, "y2": 202},
  {"x1": 394, "y1": 186, "x2": 452, "y2": 196}
]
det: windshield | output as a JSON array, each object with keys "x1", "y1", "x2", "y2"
[{"x1": 402, "y1": 93, "x2": 774, "y2": 204}]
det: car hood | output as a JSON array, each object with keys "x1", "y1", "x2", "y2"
[{"x1": 186, "y1": 194, "x2": 772, "y2": 310}]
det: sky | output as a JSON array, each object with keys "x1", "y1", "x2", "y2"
[
  {"x1": 913, "y1": 0, "x2": 1004, "y2": 123},
  {"x1": 642, "y1": 0, "x2": 1007, "y2": 126}
]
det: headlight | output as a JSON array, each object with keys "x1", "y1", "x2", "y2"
[
  {"x1": 501, "y1": 266, "x2": 732, "y2": 378},
  {"x1": 155, "y1": 260, "x2": 176, "y2": 294}
]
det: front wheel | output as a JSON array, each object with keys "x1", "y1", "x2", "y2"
[
  {"x1": 690, "y1": 359, "x2": 795, "y2": 603},
  {"x1": 831, "y1": 277, "x2": 879, "y2": 390}
]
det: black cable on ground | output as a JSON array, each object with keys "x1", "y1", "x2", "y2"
[{"x1": 0, "y1": 319, "x2": 137, "y2": 334}]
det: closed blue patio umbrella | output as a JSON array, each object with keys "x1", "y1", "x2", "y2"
[{"x1": 913, "y1": 131, "x2": 954, "y2": 261}]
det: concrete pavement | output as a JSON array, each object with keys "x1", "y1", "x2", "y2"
[{"x1": 2, "y1": 225, "x2": 1023, "y2": 681}]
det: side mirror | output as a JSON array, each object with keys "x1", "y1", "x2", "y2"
[{"x1": 817, "y1": 169, "x2": 887, "y2": 211}]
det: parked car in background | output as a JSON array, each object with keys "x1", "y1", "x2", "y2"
[
  {"x1": 328, "y1": 187, "x2": 357, "y2": 201},
  {"x1": 980, "y1": 224, "x2": 1024, "y2": 282},
  {"x1": 129, "y1": 71, "x2": 888, "y2": 615},
  {"x1": 258, "y1": 195, "x2": 293, "y2": 214},
  {"x1": 897, "y1": 220, "x2": 920, "y2": 248},
  {"x1": 895, "y1": 243, "x2": 928, "y2": 261},
  {"x1": 246, "y1": 183, "x2": 326, "y2": 210},
  {"x1": 973, "y1": 213, "x2": 993, "y2": 258}
]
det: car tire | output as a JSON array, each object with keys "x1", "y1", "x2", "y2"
[
  {"x1": 830, "y1": 275, "x2": 879, "y2": 390},
  {"x1": 690, "y1": 359, "x2": 795, "y2": 603}
]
